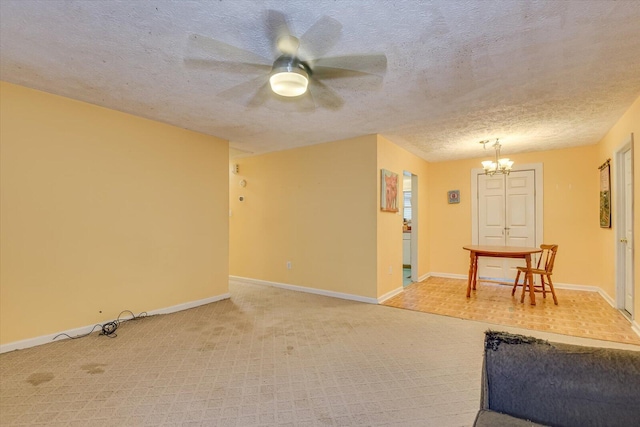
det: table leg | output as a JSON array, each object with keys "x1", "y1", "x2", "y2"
[
  {"x1": 525, "y1": 254, "x2": 536, "y2": 305},
  {"x1": 472, "y1": 255, "x2": 478, "y2": 290},
  {"x1": 466, "y1": 251, "x2": 475, "y2": 297}
]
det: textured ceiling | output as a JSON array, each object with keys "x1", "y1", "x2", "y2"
[{"x1": 1, "y1": 0, "x2": 640, "y2": 162}]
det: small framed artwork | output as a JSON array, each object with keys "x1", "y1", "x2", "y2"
[
  {"x1": 599, "y1": 159, "x2": 611, "y2": 228},
  {"x1": 448, "y1": 190, "x2": 460, "y2": 204},
  {"x1": 380, "y1": 169, "x2": 399, "y2": 212}
]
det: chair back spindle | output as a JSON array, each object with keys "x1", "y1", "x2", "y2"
[{"x1": 512, "y1": 244, "x2": 559, "y2": 305}]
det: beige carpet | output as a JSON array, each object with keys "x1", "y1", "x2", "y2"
[{"x1": 1, "y1": 280, "x2": 638, "y2": 427}]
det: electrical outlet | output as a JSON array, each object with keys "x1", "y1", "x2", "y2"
[{"x1": 286, "y1": 261, "x2": 292, "y2": 270}]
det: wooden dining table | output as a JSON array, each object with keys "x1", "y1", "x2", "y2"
[{"x1": 463, "y1": 245, "x2": 543, "y2": 305}]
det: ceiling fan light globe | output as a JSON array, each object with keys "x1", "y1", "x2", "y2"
[{"x1": 269, "y1": 70, "x2": 308, "y2": 97}]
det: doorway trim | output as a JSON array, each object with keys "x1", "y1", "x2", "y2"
[
  {"x1": 471, "y1": 163, "x2": 544, "y2": 247},
  {"x1": 410, "y1": 173, "x2": 418, "y2": 283},
  {"x1": 614, "y1": 133, "x2": 634, "y2": 319}
]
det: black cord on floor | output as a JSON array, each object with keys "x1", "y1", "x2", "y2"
[
  {"x1": 52, "y1": 310, "x2": 148, "y2": 341},
  {"x1": 52, "y1": 324, "x2": 103, "y2": 341}
]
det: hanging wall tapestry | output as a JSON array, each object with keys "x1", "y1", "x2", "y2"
[
  {"x1": 380, "y1": 169, "x2": 399, "y2": 212},
  {"x1": 599, "y1": 159, "x2": 611, "y2": 228}
]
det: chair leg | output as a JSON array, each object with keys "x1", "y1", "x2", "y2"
[
  {"x1": 520, "y1": 274, "x2": 528, "y2": 303},
  {"x1": 546, "y1": 275, "x2": 558, "y2": 305},
  {"x1": 512, "y1": 271, "x2": 521, "y2": 296},
  {"x1": 540, "y1": 274, "x2": 547, "y2": 298}
]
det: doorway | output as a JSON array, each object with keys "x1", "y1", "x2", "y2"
[
  {"x1": 615, "y1": 134, "x2": 634, "y2": 319},
  {"x1": 402, "y1": 171, "x2": 418, "y2": 286},
  {"x1": 471, "y1": 164, "x2": 543, "y2": 281}
]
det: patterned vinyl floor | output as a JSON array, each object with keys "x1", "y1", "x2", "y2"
[{"x1": 382, "y1": 276, "x2": 640, "y2": 345}]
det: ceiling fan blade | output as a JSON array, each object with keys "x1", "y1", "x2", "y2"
[
  {"x1": 308, "y1": 79, "x2": 344, "y2": 111},
  {"x1": 218, "y1": 74, "x2": 270, "y2": 104},
  {"x1": 184, "y1": 58, "x2": 272, "y2": 74},
  {"x1": 291, "y1": 92, "x2": 316, "y2": 112},
  {"x1": 310, "y1": 54, "x2": 387, "y2": 76},
  {"x1": 311, "y1": 67, "x2": 385, "y2": 91},
  {"x1": 269, "y1": 91, "x2": 316, "y2": 113},
  {"x1": 265, "y1": 10, "x2": 296, "y2": 55},
  {"x1": 188, "y1": 34, "x2": 272, "y2": 65},
  {"x1": 311, "y1": 66, "x2": 383, "y2": 81},
  {"x1": 247, "y1": 82, "x2": 272, "y2": 108},
  {"x1": 217, "y1": 74, "x2": 316, "y2": 112},
  {"x1": 299, "y1": 16, "x2": 342, "y2": 60}
]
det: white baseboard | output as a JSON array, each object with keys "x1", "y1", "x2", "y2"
[
  {"x1": 418, "y1": 272, "x2": 431, "y2": 282},
  {"x1": 428, "y1": 272, "x2": 467, "y2": 280},
  {"x1": 550, "y1": 282, "x2": 618, "y2": 308},
  {"x1": 376, "y1": 271, "x2": 430, "y2": 303},
  {"x1": 377, "y1": 287, "x2": 404, "y2": 303},
  {"x1": 595, "y1": 288, "x2": 616, "y2": 307},
  {"x1": 0, "y1": 293, "x2": 230, "y2": 354},
  {"x1": 145, "y1": 293, "x2": 230, "y2": 316},
  {"x1": 230, "y1": 276, "x2": 379, "y2": 304},
  {"x1": 632, "y1": 321, "x2": 640, "y2": 338}
]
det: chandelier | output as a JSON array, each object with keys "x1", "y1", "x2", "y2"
[{"x1": 480, "y1": 138, "x2": 513, "y2": 175}]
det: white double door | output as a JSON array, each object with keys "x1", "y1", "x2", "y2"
[{"x1": 477, "y1": 170, "x2": 537, "y2": 281}]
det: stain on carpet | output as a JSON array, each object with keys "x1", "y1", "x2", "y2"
[
  {"x1": 26, "y1": 372, "x2": 54, "y2": 386},
  {"x1": 81, "y1": 363, "x2": 107, "y2": 374}
]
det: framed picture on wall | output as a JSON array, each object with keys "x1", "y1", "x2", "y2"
[
  {"x1": 599, "y1": 159, "x2": 611, "y2": 228},
  {"x1": 380, "y1": 169, "x2": 399, "y2": 212}
]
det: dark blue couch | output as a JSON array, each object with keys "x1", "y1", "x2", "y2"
[{"x1": 474, "y1": 331, "x2": 640, "y2": 427}]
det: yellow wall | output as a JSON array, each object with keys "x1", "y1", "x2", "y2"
[
  {"x1": 426, "y1": 157, "x2": 479, "y2": 277},
  {"x1": 0, "y1": 82, "x2": 230, "y2": 345},
  {"x1": 229, "y1": 135, "x2": 379, "y2": 298},
  {"x1": 229, "y1": 134, "x2": 432, "y2": 300},
  {"x1": 594, "y1": 95, "x2": 640, "y2": 314},
  {"x1": 426, "y1": 96, "x2": 639, "y2": 316},
  {"x1": 376, "y1": 135, "x2": 430, "y2": 297},
  {"x1": 229, "y1": 124, "x2": 633, "y2": 300},
  {"x1": 4, "y1": 79, "x2": 636, "y2": 346},
  {"x1": 428, "y1": 145, "x2": 601, "y2": 286}
]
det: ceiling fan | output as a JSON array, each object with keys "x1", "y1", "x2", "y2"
[{"x1": 185, "y1": 10, "x2": 387, "y2": 111}]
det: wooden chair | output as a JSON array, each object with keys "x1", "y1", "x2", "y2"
[{"x1": 512, "y1": 244, "x2": 559, "y2": 305}]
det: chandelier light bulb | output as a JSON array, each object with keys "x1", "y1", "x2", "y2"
[{"x1": 482, "y1": 160, "x2": 494, "y2": 169}]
